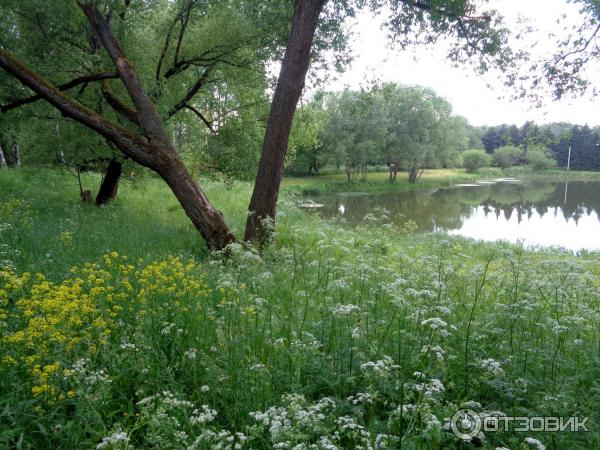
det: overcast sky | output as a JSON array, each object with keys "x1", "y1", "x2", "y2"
[{"x1": 323, "y1": 0, "x2": 599, "y2": 127}]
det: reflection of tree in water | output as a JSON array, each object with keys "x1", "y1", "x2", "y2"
[{"x1": 313, "y1": 181, "x2": 600, "y2": 232}]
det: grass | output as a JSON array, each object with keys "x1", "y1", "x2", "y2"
[
  {"x1": 282, "y1": 168, "x2": 493, "y2": 195},
  {"x1": 1, "y1": 168, "x2": 600, "y2": 449}
]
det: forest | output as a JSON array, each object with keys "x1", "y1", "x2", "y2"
[{"x1": 1, "y1": 0, "x2": 600, "y2": 449}]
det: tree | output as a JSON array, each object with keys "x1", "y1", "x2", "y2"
[
  {"x1": 244, "y1": 0, "x2": 516, "y2": 243},
  {"x1": 492, "y1": 145, "x2": 523, "y2": 168},
  {"x1": 538, "y1": 0, "x2": 600, "y2": 99},
  {"x1": 0, "y1": 143, "x2": 7, "y2": 168},
  {"x1": 525, "y1": 146, "x2": 557, "y2": 171},
  {"x1": 1, "y1": 0, "x2": 280, "y2": 203},
  {"x1": 462, "y1": 149, "x2": 491, "y2": 173},
  {"x1": 0, "y1": 2, "x2": 236, "y2": 249},
  {"x1": 289, "y1": 97, "x2": 328, "y2": 175},
  {"x1": 244, "y1": 0, "x2": 327, "y2": 243},
  {"x1": 1, "y1": 0, "x2": 518, "y2": 248}
]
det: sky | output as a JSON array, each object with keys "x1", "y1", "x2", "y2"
[{"x1": 322, "y1": 0, "x2": 600, "y2": 127}]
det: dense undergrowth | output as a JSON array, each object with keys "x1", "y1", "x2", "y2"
[{"x1": 1, "y1": 169, "x2": 600, "y2": 449}]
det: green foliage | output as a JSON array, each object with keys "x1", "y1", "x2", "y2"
[
  {"x1": 492, "y1": 145, "x2": 523, "y2": 168},
  {"x1": 310, "y1": 83, "x2": 469, "y2": 181},
  {"x1": 526, "y1": 146, "x2": 557, "y2": 171},
  {"x1": 461, "y1": 149, "x2": 492, "y2": 173}
]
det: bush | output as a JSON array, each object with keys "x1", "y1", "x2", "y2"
[
  {"x1": 461, "y1": 149, "x2": 492, "y2": 173},
  {"x1": 526, "y1": 148, "x2": 557, "y2": 171},
  {"x1": 492, "y1": 145, "x2": 523, "y2": 168}
]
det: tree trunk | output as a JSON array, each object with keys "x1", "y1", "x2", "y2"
[
  {"x1": 408, "y1": 165, "x2": 424, "y2": 183},
  {"x1": 0, "y1": 144, "x2": 7, "y2": 168},
  {"x1": 13, "y1": 144, "x2": 20, "y2": 167},
  {"x1": 244, "y1": 0, "x2": 325, "y2": 244},
  {"x1": 158, "y1": 155, "x2": 236, "y2": 250},
  {"x1": 408, "y1": 165, "x2": 417, "y2": 183},
  {"x1": 361, "y1": 162, "x2": 367, "y2": 181},
  {"x1": 96, "y1": 159, "x2": 122, "y2": 205},
  {"x1": 346, "y1": 161, "x2": 354, "y2": 183}
]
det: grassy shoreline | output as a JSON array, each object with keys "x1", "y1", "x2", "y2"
[{"x1": 283, "y1": 167, "x2": 600, "y2": 196}]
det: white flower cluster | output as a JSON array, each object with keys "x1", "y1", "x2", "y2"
[
  {"x1": 420, "y1": 344, "x2": 445, "y2": 361},
  {"x1": 524, "y1": 437, "x2": 546, "y2": 450},
  {"x1": 96, "y1": 431, "x2": 128, "y2": 449},
  {"x1": 360, "y1": 356, "x2": 400, "y2": 375},
  {"x1": 347, "y1": 392, "x2": 374, "y2": 405},
  {"x1": 184, "y1": 348, "x2": 197, "y2": 360},
  {"x1": 480, "y1": 358, "x2": 504, "y2": 376},
  {"x1": 190, "y1": 404, "x2": 218, "y2": 425},
  {"x1": 413, "y1": 378, "x2": 445, "y2": 397},
  {"x1": 420, "y1": 317, "x2": 447, "y2": 330},
  {"x1": 250, "y1": 394, "x2": 336, "y2": 444},
  {"x1": 330, "y1": 303, "x2": 360, "y2": 316}
]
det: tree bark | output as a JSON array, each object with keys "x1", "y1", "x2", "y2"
[
  {"x1": 0, "y1": 144, "x2": 7, "y2": 168},
  {"x1": 244, "y1": 0, "x2": 326, "y2": 244},
  {"x1": 158, "y1": 154, "x2": 236, "y2": 250},
  {"x1": 96, "y1": 159, "x2": 122, "y2": 205},
  {"x1": 13, "y1": 144, "x2": 21, "y2": 167}
]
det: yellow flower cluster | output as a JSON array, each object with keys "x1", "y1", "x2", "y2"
[
  {"x1": 2, "y1": 252, "x2": 210, "y2": 405},
  {"x1": 0, "y1": 267, "x2": 30, "y2": 323},
  {"x1": 59, "y1": 231, "x2": 73, "y2": 246},
  {"x1": 137, "y1": 256, "x2": 210, "y2": 308}
]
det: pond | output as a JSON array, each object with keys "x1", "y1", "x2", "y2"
[{"x1": 303, "y1": 179, "x2": 600, "y2": 251}]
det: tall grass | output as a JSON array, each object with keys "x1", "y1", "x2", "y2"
[{"x1": 1, "y1": 169, "x2": 599, "y2": 449}]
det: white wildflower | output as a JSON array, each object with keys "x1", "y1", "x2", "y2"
[
  {"x1": 184, "y1": 348, "x2": 197, "y2": 360},
  {"x1": 96, "y1": 431, "x2": 128, "y2": 449},
  {"x1": 524, "y1": 437, "x2": 545, "y2": 450},
  {"x1": 480, "y1": 358, "x2": 504, "y2": 376}
]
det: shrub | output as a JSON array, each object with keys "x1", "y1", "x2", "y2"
[
  {"x1": 526, "y1": 148, "x2": 557, "y2": 171},
  {"x1": 461, "y1": 149, "x2": 492, "y2": 173},
  {"x1": 492, "y1": 146, "x2": 523, "y2": 168}
]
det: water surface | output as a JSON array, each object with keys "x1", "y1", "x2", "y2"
[{"x1": 305, "y1": 179, "x2": 600, "y2": 251}]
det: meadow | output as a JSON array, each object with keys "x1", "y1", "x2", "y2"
[{"x1": 1, "y1": 169, "x2": 599, "y2": 449}]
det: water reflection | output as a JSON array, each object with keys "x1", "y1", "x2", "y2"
[{"x1": 308, "y1": 180, "x2": 600, "y2": 251}]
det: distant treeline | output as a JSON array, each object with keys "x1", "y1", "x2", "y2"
[{"x1": 481, "y1": 122, "x2": 600, "y2": 171}]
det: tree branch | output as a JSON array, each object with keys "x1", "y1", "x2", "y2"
[
  {"x1": 77, "y1": 1, "x2": 171, "y2": 147},
  {"x1": 1, "y1": 71, "x2": 118, "y2": 112},
  {"x1": 0, "y1": 49, "x2": 155, "y2": 167},
  {"x1": 184, "y1": 105, "x2": 215, "y2": 133},
  {"x1": 166, "y1": 65, "x2": 215, "y2": 119},
  {"x1": 101, "y1": 80, "x2": 140, "y2": 126}
]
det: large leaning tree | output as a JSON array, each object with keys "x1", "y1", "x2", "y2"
[
  {"x1": 0, "y1": 0, "x2": 296, "y2": 248},
  {"x1": 1, "y1": 0, "x2": 515, "y2": 249}
]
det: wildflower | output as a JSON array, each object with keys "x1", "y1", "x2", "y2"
[
  {"x1": 347, "y1": 392, "x2": 373, "y2": 405},
  {"x1": 201, "y1": 385, "x2": 210, "y2": 393},
  {"x1": 360, "y1": 356, "x2": 399, "y2": 375},
  {"x1": 421, "y1": 317, "x2": 447, "y2": 330},
  {"x1": 480, "y1": 358, "x2": 504, "y2": 376},
  {"x1": 524, "y1": 437, "x2": 546, "y2": 450},
  {"x1": 184, "y1": 348, "x2": 197, "y2": 360},
  {"x1": 330, "y1": 304, "x2": 360, "y2": 316},
  {"x1": 96, "y1": 431, "x2": 128, "y2": 449},
  {"x1": 190, "y1": 405, "x2": 218, "y2": 424},
  {"x1": 421, "y1": 345, "x2": 445, "y2": 361},
  {"x1": 413, "y1": 378, "x2": 445, "y2": 397}
]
